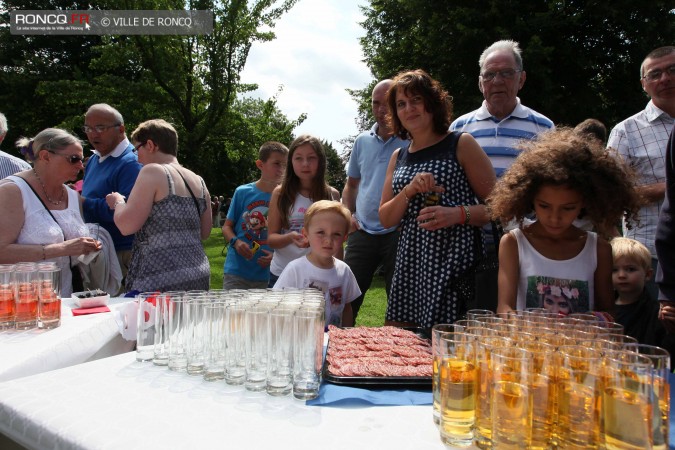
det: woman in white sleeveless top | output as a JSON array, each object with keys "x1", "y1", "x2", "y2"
[{"x1": 0, "y1": 128, "x2": 102, "y2": 296}]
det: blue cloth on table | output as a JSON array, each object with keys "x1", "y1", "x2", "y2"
[{"x1": 306, "y1": 381, "x2": 432, "y2": 407}]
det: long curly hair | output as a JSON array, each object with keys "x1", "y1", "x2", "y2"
[{"x1": 487, "y1": 128, "x2": 643, "y2": 237}]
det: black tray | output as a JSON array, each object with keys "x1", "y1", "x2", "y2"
[{"x1": 322, "y1": 327, "x2": 432, "y2": 388}]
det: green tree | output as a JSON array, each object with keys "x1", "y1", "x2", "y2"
[
  {"x1": 0, "y1": 0, "x2": 302, "y2": 193},
  {"x1": 322, "y1": 139, "x2": 345, "y2": 193},
  {"x1": 209, "y1": 93, "x2": 305, "y2": 197},
  {"x1": 0, "y1": 0, "x2": 106, "y2": 151},
  {"x1": 358, "y1": 0, "x2": 675, "y2": 128}
]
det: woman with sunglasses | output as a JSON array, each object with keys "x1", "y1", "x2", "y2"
[{"x1": 0, "y1": 128, "x2": 102, "y2": 296}]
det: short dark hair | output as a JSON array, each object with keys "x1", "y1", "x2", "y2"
[
  {"x1": 259, "y1": 141, "x2": 289, "y2": 161},
  {"x1": 131, "y1": 119, "x2": 178, "y2": 156},
  {"x1": 386, "y1": 69, "x2": 453, "y2": 140},
  {"x1": 574, "y1": 118, "x2": 607, "y2": 144},
  {"x1": 641, "y1": 46, "x2": 675, "y2": 78}
]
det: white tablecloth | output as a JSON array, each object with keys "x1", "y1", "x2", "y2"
[
  {"x1": 0, "y1": 298, "x2": 135, "y2": 383},
  {"x1": 0, "y1": 352, "x2": 451, "y2": 450}
]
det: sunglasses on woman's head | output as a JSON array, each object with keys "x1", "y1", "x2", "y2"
[{"x1": 48, "y1": 150, "x2": 85, "y2": 165}]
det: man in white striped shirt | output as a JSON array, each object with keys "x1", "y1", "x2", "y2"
[
  {"x1": 608, "y1": 46, "x2": 675, "y2": 299},
  {"x1": 0, "y1": 112, "x2": 31, "y2": 179},
  {"x1": 451, "y1": 40, "x2": 554, "y2": 178},
  {"x1": 450, "y1": 40, "x2": 554, "y2": 311}
]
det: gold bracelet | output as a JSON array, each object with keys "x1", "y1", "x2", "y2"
[
  {"x1": 41, "y1": 244, "x2": 47, "y2": 260},
  {"x1": 402, "y1": 186, "x2": 411, "y2": 203},
  {"x1": 463, "y1": 205, "x2": 471, "y2": 225}
]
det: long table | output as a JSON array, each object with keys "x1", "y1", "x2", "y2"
[
  {"x1": 0, "y1": 298, "x2": 135, "y2": 383},
  {"x1": 0, "y1": 342, "x2": 672, "y2": 449},
  {"x1": 0, "y1": 352, "x2": 445, "y2": 450}
]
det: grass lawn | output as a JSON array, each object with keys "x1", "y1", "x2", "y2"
[{"x1": 203, "y1": 229, "x2": 387, "y2": 327}]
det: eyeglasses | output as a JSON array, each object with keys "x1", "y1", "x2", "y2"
[
  {"x1": 48, "y1": 150, "x2": 85, "y2": 165},
  {"x1": 480, "y1": 69, "x2": 522, "y2": 82},
  {"x1": 642, "y1": 64, "x2": 675, "y2": 83},
  {"x1": 82, "y1": 124, "x2": 120, "y2": 134},
  {"x1": 133, "y1": 141, "x2": 147, "y2": 153}
]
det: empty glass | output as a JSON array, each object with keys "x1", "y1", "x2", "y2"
[
  {"x1": 136, "y1": 292, "x2": 160, "y2": 362},
  {"x1": 186, "y1": 296, "x2": 209, "y2": 375},
  {"x1": 266, "y1": 305, "x2": 296, "y2": 396},
  {"x1": 167, "y1": 292, "x2": 188, "y2": 371},
  {"x1": 292, "y1": 307, "x2": 323, "y2": 400},
  {"x1": 203, "y1": 301, "x2": 227, "y2": 381},
  {"x1": 224, "y1": 302, "x2": 247, "y2": 385},
  {"x1": 245, "y1": 304, "x2": 270, "y2": 391}
]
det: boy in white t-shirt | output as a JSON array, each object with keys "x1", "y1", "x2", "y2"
[{"x1": 275, "y1": 200, "x2": 361, "y2": 328}]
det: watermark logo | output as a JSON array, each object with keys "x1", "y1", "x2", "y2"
[{"x1": 10, "y1": 10, "x2": 213, "y2": 35}]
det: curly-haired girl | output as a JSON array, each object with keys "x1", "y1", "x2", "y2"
[{"x1": 488, "y1": 128, "x2": 642, "y2": 315}]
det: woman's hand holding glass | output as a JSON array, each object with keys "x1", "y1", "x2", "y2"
[
  {"x1": 407, "y1": 172, "x2": 443, "y2": 197},
  {"x1": 61, "y1": 236, "x2": 102, "y2": 256}
]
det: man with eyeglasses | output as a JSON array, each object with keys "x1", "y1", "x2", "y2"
[
  {"x1": 450, "y1": 40, "x2": 554, "y2": 311},
  {"x1": 608, "y1": 46, "x2": 675, "y2": 300},
  {"x1": 81, "y1": 103, "x2": 141, "y2": 287}
]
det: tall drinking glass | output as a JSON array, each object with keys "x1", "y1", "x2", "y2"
[
  {"x1": 432, "y1": 323, "x2": 465, "y2": 426},
  {"x1": 136, "y1": 292, "x2": 159, "y2": 362},
  {"x1": 203, "y1": 301, "x2": 227, "y2": 381},
  {"x1": 14, "y1": 263, "x2": 38, "y2": 329},
  {"x1": 523, "y1": 341, "x2": 558, "y2": 450},
  {"x1": 245, "y1": 304, "x2": 269, "y2": 391},
  {"x1": 557, "y1": 345, "x2": 603, "y2": 449},
  {"x1": 438, "y1": 332, "x2": 476, "y2": 448},
  {"x1": 225, "y1": 302, "x2": 247, "y2": 385},
  {"x1": 167, "y1": 292, "x2": 188, "y2": 371},
  {"x1": 603, "y1": 351, "x2": 654, "y2": 450},
  {"x1": 623, "y1": 343, "x2": 670, "y2": 449},
  {"x1": 0, "y1": 265, "x2": 15, "y2": 329},
  {"x1": 292, "y1": 306, "x2": 323, "y2": 400},
  {"x1": 186, "y1": 296, "x2": 209, "y2": 375},
  {"x1": 152, "y1": 293, "x2": 170, "y2": 365},
  {"x1": 490, "y1": 347, "x2": 533, "y2": 449},
  {"x1": 266, "y1": 305, "x2": 296, "y2": 396},
  {"x1": 37, "y1": 263, "x2": 61, "y2": 329},
  {"x1": 473, "y1": 336, "x2": 513, "y2": 449},
  {"x1": 152, "y1": 294, "x2": 169, "y2": 366}
]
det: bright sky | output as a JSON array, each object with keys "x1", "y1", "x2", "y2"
[{"x1": 239, "y1": 0, "x2": 372, "y2": 152}]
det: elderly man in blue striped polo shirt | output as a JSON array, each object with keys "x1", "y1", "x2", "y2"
[{"x1": 451, "y1": 39, "x2": 554, "y2": 310}]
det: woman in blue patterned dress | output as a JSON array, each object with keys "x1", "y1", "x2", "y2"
[
  {"x1": 379, "y1": 70, "x2": 496, "y2": 328},
  {"x1": 106, "y1": 119, "x2": 211, "y2": 292}
]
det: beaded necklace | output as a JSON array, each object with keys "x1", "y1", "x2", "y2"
[{"x1": 33, "y1": 168, "x2": 65, "y2": 206}]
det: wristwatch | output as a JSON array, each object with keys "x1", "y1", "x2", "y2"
[{"x1": 229, "y1": 237, "x2": 238, "y2": 248}]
